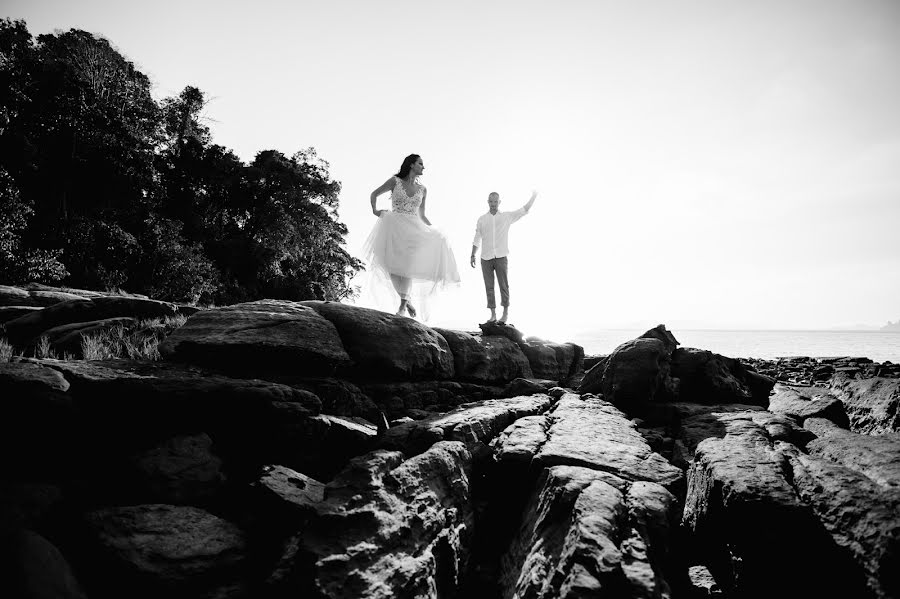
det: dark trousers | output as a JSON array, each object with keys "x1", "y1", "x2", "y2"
[{"x1": 480, "y1": 256, "x2": 509, "y2": 309}]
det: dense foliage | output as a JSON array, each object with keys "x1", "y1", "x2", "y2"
[{"x1": 0, "y1": 19, "x2": 361, "y2": 303}]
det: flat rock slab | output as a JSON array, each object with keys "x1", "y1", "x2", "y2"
[
  {"x1": 498, "y1": 394, "x2": 683, "y2": 492},
  {"x1": 84, "y1": 504, "x2": 246, "y2": 592},
  {"x1": 291, "y1": 442, "x2": 473, "y2": 599},
  {"x1": 43, "y1": 317, "x2": 138, "y2": 354},
  {"x1": 380, "y1": 394, "x2": 556, "y2": 456},
  {"x1": 768, "y1": 384, "x2": 849, "y2": 427},
  {"x1": 4, "y1": 296, "x2": 180, "y2": 345},
  {"x1": 785, "y1": 447, "x2": 900, "y2": 599},
  {"x1": 805, "y1": 423, "x2": 900, "y2": 490},
  {"x1": 160, "y1": 300, "x2": 350, "y2": 376},
  {"x1": 302, "y1": 301, "x2": 455, "y2": 380},
  {"x1": 0, "y1": 285, "x2": 86, "y2": 307},
  {"x1": 683, "y1": 411, "x2": 897, "y2": 599},
  {"x1": 829, "y1": 374, "x2": 900, "y2": 434},
  {"x1": 434, "y1": 328, "x2": 533, "y2": 383},
  {"x1": 500, "y1": 465, "x2": 677, "y2": 599}
]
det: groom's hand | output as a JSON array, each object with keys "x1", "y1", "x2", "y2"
[{"x1": 470, "y1": 255, "x2": 476, "y2": 268}]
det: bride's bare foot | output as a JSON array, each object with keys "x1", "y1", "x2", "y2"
[
  {"x1": 396, "y1": 299, "x2": 408, "y2": 316},
  {"x1": 406, "y1": 302, "x2": 417, "y2": 318}
]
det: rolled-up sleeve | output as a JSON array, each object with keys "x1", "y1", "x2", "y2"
[
  {"x1": 472, "y1": 217, "x2": 482, "y2": 249},
  {"x1": 509, "y1": 206, "x2": 528, "y2": 224}
]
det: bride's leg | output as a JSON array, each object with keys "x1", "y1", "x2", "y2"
[{"x1": 390, "y1": 274, "x2": 413, "y2": 315}]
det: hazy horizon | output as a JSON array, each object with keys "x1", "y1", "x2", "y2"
[{"x1": 6, "y1": 0, "x2": 899, "y2": 338}]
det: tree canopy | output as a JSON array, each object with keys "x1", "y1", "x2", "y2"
[{"x1": 0, "y1": 19, "x2": 361, "y2": 303}]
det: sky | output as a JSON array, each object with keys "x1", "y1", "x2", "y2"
[{"x1": 5, "y1": 0, "x2": 900, "y2": 337}]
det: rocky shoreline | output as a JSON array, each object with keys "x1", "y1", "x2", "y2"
[{"x1": 1, "y1": 285, "x2": 898, "y2": 599}]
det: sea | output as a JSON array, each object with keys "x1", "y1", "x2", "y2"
[{"x1": 567, "y1": 330, "x2": 900, "y2": 364}]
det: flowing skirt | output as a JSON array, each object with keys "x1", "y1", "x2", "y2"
[{"x1": 360, "y1": 211, "x2": 461, "y2": 319}]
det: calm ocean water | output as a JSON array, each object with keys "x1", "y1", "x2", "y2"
[{"x1": 568, "y1": 330, "x2": 900, "y2": 363}]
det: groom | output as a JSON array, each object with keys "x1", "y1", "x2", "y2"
[{"x1": 470, "y1": 190, "x2": 538, "y2": 323}]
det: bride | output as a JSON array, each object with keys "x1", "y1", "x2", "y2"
[{"x1": 362, "y1": 154, "x2": 460, "y2": 318}]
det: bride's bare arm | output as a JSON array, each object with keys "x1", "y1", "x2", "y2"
[
  {"x1": 419, "y1": 188, "x2": 432, "y2": 226},
  {"x1": 370, "y1": 177, "x2": 395, "y2": 216}
]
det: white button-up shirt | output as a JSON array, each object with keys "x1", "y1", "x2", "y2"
[{"x1": 472, "y1": 207, "x2": 528, "y2": 260}]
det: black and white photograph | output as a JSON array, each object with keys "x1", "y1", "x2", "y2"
[{"x1": 1, "y1": 1, "x2": 898, "y2": 597}]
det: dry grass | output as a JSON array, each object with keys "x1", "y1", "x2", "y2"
[
  {"x1": 79, "y1": 314, "x2": 188, "y2": 361},
  {"x1": 0, "y1": 338, "x2": 13, "y2": 362}
]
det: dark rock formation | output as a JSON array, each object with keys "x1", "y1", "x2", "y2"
[
  {"x1": 4, "y1": 296, "x2": 180, "y2": 345},
  {"x1": 671, "y1": 347, "x2": 774, "y2": 406},
  {"x1": 434, "y1": 328, "x2": 533, "y2": 382},
  {"x1": 302, "y1": 300, "x2": 455, "y2": 380},
  {"x1": 767, "y1": 384, "x2": 850, "y2": 428},
  {"x1": 160, "y1": 300, "x2": 351, "y2": 376},
  {"x1": 829, "y1": 373, "x2": 900, "y2": 434}
]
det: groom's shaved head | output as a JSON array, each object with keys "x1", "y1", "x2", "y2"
[{"x1": 488, "y1": 192, "x2": 499, "y2": 200}]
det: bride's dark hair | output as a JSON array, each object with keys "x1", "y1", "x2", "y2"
[{"x1": 395, "y1": 154, "x2": 421, "y2": 179}]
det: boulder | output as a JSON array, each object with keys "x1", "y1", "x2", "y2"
[
  {"x1": 4, "y1": 296, "x2": 180, "y2": 345},
  {"x1": 128, "y1": 433, "x2": 226, "y2": 505},
  {"x1": 579, "y1": 337, "x2": 671, "y2": 410},
  {"x1": 434, "y1": 328, "x2": 533, "y2": 383},
  {"x1": 1, "y1": 529, "x2": 87, "y2": 599},
  {"x1": 302, "y1": 301, "x2": 455, "y2": 380},
  {"x1": 829, "y1": 374, "x2": 900, "y2": 434},
  {"x1": 287, "y1": 442, "x2": 474, "y2": 599},
  {"x1": 671, "y1": 347, "x2": 774, "y2": 406},
  {"x1": 478, "y1": 321, "x2": 524, "y2": 344},
  {"x1": 160, "y1": 300, "x2": 351, "y2": 376},
  {"x1": 83, "y1": 504, "x2": 246, "y2": 596},
  {"x1": 682, "y1": 411, "x2": 895, "y2": 599},
  {"x1": 768, "y1": 384, "x2": 849, "y2": 428}
]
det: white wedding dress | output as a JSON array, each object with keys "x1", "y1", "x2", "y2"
[{"x1": 361, "y1": 177, "x2": 460, "y2": 318}]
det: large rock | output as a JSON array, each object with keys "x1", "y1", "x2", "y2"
[
  {"x1": 4, "y1": 296, "x2": 180, "y2": 345},
  {"x1": 500, "y1": 466, "x2": 677, "y2": 599},
  {"x1": 287, "y1": 442, "x2": 474, "y2": 598},
  {"x1": 671, "y1": 347, "x2": 774, "y2": 406},
  {"x1": 160, "y1": 300, "x2": 351, "y2": 376},
  {"x1": 434, "y1": 328, "x2": 533, "y2": 383},
  {"x1": 381, "y1": 394, "x2": 556, "y2": 456},
  {"x1": 128, "y1": 433, "x2": 226, "y2": 505},
  {"x1": 829, "y1": 374, "x2": 900, "y2": 434},
  {"x1": 83, "y1": 504, "x2": 246, "y2": 596},
  {"x1": 682, "y1": 411, "x2": 896, "y2": 599},
  {"x1": 1, "y1": 529, "x2": 87, "y2": 599},
  {"x1": 302, "y1": 301, "x2": 455, "y2": 380},
  {"x1": 768, "y1": 384, "x2": 849, "y2": 427},
  {"x1": 16, "y1": 359, "x2": 324, "y2": 479},
  {"x1": 578, "y1": 338, "x2": 672, "y2": 410}
]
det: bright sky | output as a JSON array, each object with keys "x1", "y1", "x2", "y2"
[{"x1": 7, "y1": 0, "x2": 900, "y2": 336}]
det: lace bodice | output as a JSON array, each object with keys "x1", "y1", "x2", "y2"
[{"x1": 391, "y1": 176, "x2": 423, "y2": 215}]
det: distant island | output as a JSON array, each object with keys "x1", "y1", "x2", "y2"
[{"x1": 882, "y1": 320, "x2": 900, "y2": 331}]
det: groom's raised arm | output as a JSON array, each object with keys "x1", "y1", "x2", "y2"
[{"x1": 523, "y1": 190, "x2": 538, "y2": 212}]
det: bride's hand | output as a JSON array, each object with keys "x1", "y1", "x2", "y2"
[{"x1": 373, "y1": 209, "x2": 385, "y2": 217}]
